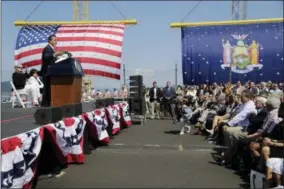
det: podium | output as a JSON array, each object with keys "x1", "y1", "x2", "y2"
[{"x1": 45, "y1": 57, "x2": 84, "y2": 107}]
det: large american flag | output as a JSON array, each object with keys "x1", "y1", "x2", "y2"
[{"x1": 14, "y1": 24, "x2": 125, "y2": 80}]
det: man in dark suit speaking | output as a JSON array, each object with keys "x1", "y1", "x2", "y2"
[{"x1": 40, "y1": 35, "x2": 64, "y2": 107}]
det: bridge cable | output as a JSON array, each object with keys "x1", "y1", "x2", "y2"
[
  {"x1": 24, "y1": 1, "x2": 44, "y2": 21},
  {"x1": 181, "y1": 1, "x2": 202, "y2": 22},
  {"x1": 108, "y1": 1, "x2": 127, "y2": 20}
]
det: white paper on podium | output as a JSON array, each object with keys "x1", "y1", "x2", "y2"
[{"x1": 55, "y1": 54, "x2": 69, "y2": 63}]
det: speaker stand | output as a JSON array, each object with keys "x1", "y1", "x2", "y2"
[{"x1": 130, "y1": 114, "x2": 147, "y2": 126}]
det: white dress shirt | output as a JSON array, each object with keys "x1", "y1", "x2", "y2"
[
  {"x1": 153, "y1": 88, "x2": 157, "y2": 99},
  {"x1": 228, "y1": 100, "x2": 257, "y2": 127}
]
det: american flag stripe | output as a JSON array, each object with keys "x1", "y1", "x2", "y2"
[
  {"x1": 14, "y1": 24, "x2": 125, "y2": 80},
  {"x1": 56, "y1": 33, "x2": 123, "y2": 41},
  {"x1": 56, "y1": 28, "x2": 124, "y2": 36},
  {"x1": 62, "y1": 24, "x2": 125, "y2": 29},
  {"x1": 22, "y1": 63, "x2": 120, "y2": 80},
  {"x1": 15, "y1": 46, "x2": 122, "y2": 61},
  {"x1": 16, "y1": 52, "x2": 121, "y2": 66}
]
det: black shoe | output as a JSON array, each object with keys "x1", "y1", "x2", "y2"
[
  {"x1": 206, "y1": 134, "x2": 215, "y2": 140},
  {"x1": 208, "y1": 132, "x2": 219, "y2": 140},
  {"x1": 211, "y1": 153, "x2": 224, "y2": 164}
]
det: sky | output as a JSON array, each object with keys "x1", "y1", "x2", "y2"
[{"x1": 1, "y1": 1, "x2": 283, "y2": 88}]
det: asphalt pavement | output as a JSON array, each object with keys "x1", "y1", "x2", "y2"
[{"x1": 37, "y1": 119, "x2": 247, "y2": 188}]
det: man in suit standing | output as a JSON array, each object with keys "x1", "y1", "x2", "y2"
[
  {"x1": 149, "y1": 81, "x2": 163, "y2": 119},
  {"x1": 163, "y1": 81, "x2": 177, "y2": 123},
  {"x1": 40, "y1": 35, "x2": 64, "y2": 107}
]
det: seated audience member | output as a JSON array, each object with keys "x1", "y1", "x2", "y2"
[
  {"x1": 234, "y1": 81, "x2": 245, "y2": 95},
  {"x1": 176, "y1": 85, "x2": 184, "y2": 103},
  {"x1": 12, "y1": 65, "x2": 39, "y2": 106},
  {"x1": 112, "y1": 88, "x2": 118, "y2": 98},
  {"x1": 270, "y1": 84, "x2": 282, "y2": 96},
  {"x1": 208, "y1": 95, "x2": 242, "y2": 142},
  {"x1": 120, "y1": 85, "x2": 128, "y2": 98},
  {"x1": 104, "y1": 89, "x2": 111, "y2": 98},
  {"x1": 246, "y1": 96, "x2": 268, "y2": 135},
  {"x1": 206, "y1": 95, "x2": 237, "y2": 136},
  {"x1": 26, "y1": 69, "x2": 44, "y2": 106},
  {"x1": 91, "y1": 88, "x2": 96, "y2": 98},
  {"x1": 179, "y1": 98, "x2": 193, "y2": 135},
  {"x1": 96, "y1": 90, "x2": 103, "y2": 98},
  {"x1": 249, "y1": 81, "x2": 260, "y2": 96},
  {"x1": 217, "y1": 91, "x2": 257, "y2": 165},
  {"x1": 195, "y1": 95, "x2": 227, "y2": 135},
  {"x1": 12, "y1": 65, "x2": 29, "y2": 90},
  {"x1": 236, "y1": 96, "x2": 269, "y2": 171},
  {"x1": 249, "y1": 96, "x2": 282, "y2": 170},
  {"x1": 265, "y1": 158, "x2": 284, "y2": 188},
  {"x1": 186, "y1": 86, "x2": 197, "y2": 99},
  {"x1": 259, "y1": 82, "x2": 269, "y2": 95}
]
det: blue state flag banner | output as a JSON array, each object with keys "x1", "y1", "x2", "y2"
[{"x1": 181, "y1": 20, "x2": 284, "y2": 85}]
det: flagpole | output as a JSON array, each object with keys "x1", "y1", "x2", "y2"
[
  {"x1": 229, "y1": 63, "x2": 232, "y2": 85},
  {"x1": 175, "y1": 63, "x2": 178, "y2": 87},
  {"x1": 123, "y1": 64, "x2": 126, "y2": 86}
]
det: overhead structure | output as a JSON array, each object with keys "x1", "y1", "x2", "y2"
[
  {"x1": 170, "y1": 18, "x2": 283, "y2": 28},
  {"x1": 14, "y1": 19, "x2": 137, "y2": 26},
  {"x1": 73, "y1": 0, "x2": 89, "y2": 21},
  {"x1": 232, "y1": 1, "x2": 247, "y2": 20}
]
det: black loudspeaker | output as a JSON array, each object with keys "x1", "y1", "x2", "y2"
[
  {"x1": 129, "y1": 75, "x2": 143, "y2": 86},
  {"x1": 34, "y1": 106, "x2": 62, "y2": 125},
  {"x1": 128, "y1": 97, "x2": 146, "y2": 115},
  {"x1": 95, "y1": 99, "x2": 106, "y2": 108},
  {"x1": 129, "y1": 75, "x2": 144, "y2": 98},
  {"x1": 61, "y1": 103, "x2": 83, "y2": 118},
  {"x1": 105, "y1": 98, "x2": 114, "y2": 107}
]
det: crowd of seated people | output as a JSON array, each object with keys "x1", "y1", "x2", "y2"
[
  {"x1": 12, "y1": 65, "x2": 44, "y2": 107},
  {"x1": 168, "y1": 81, "x2": 284, "y2": 188},
  {"x1": 81, "y1": 85, "x2": 128, "y2": 102}
]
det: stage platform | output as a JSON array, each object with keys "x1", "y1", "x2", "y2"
[{"x1": 1, "y1": 102, "x2": 95, "y2": 138}]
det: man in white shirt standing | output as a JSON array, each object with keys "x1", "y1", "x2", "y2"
[
  {"x1": 221, "y1": 91, "x2": 257, "y2": 165},
  {"x1": 149, "y1": 81, "x2": 163, "y2": 119}
]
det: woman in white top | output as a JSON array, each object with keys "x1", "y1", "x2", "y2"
[
  {"x1": 186, "y1": 86, "x2": 197, "y2": 99},
  {"x1": 26, "y1": 69, "x2": 44, "y2": 106}
]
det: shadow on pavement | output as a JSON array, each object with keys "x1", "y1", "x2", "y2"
[{"x1": 164, "y1": 130, "x2": 180, "y2": 135}]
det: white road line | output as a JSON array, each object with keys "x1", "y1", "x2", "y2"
[
  {"x1": 145, "y1": 144, "x2": 160, "y2": 147},
  {"x1": 113, "y1": 143, "x2": 125, "y2": 146}
]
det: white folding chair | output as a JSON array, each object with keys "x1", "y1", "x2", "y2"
[{"x1": 10, "y1": 81, "x2": 27, "y2": 108}]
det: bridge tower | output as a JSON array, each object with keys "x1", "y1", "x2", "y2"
[
  {"x1": 73, "y1": 0, "x2": 89, "y2": 21},
  {"x1": 232, "y1": 1, "x2": 247, "y2": 20},
  {"x1": 73, "y1": 0, "x2": 92, "y2": 91}
]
